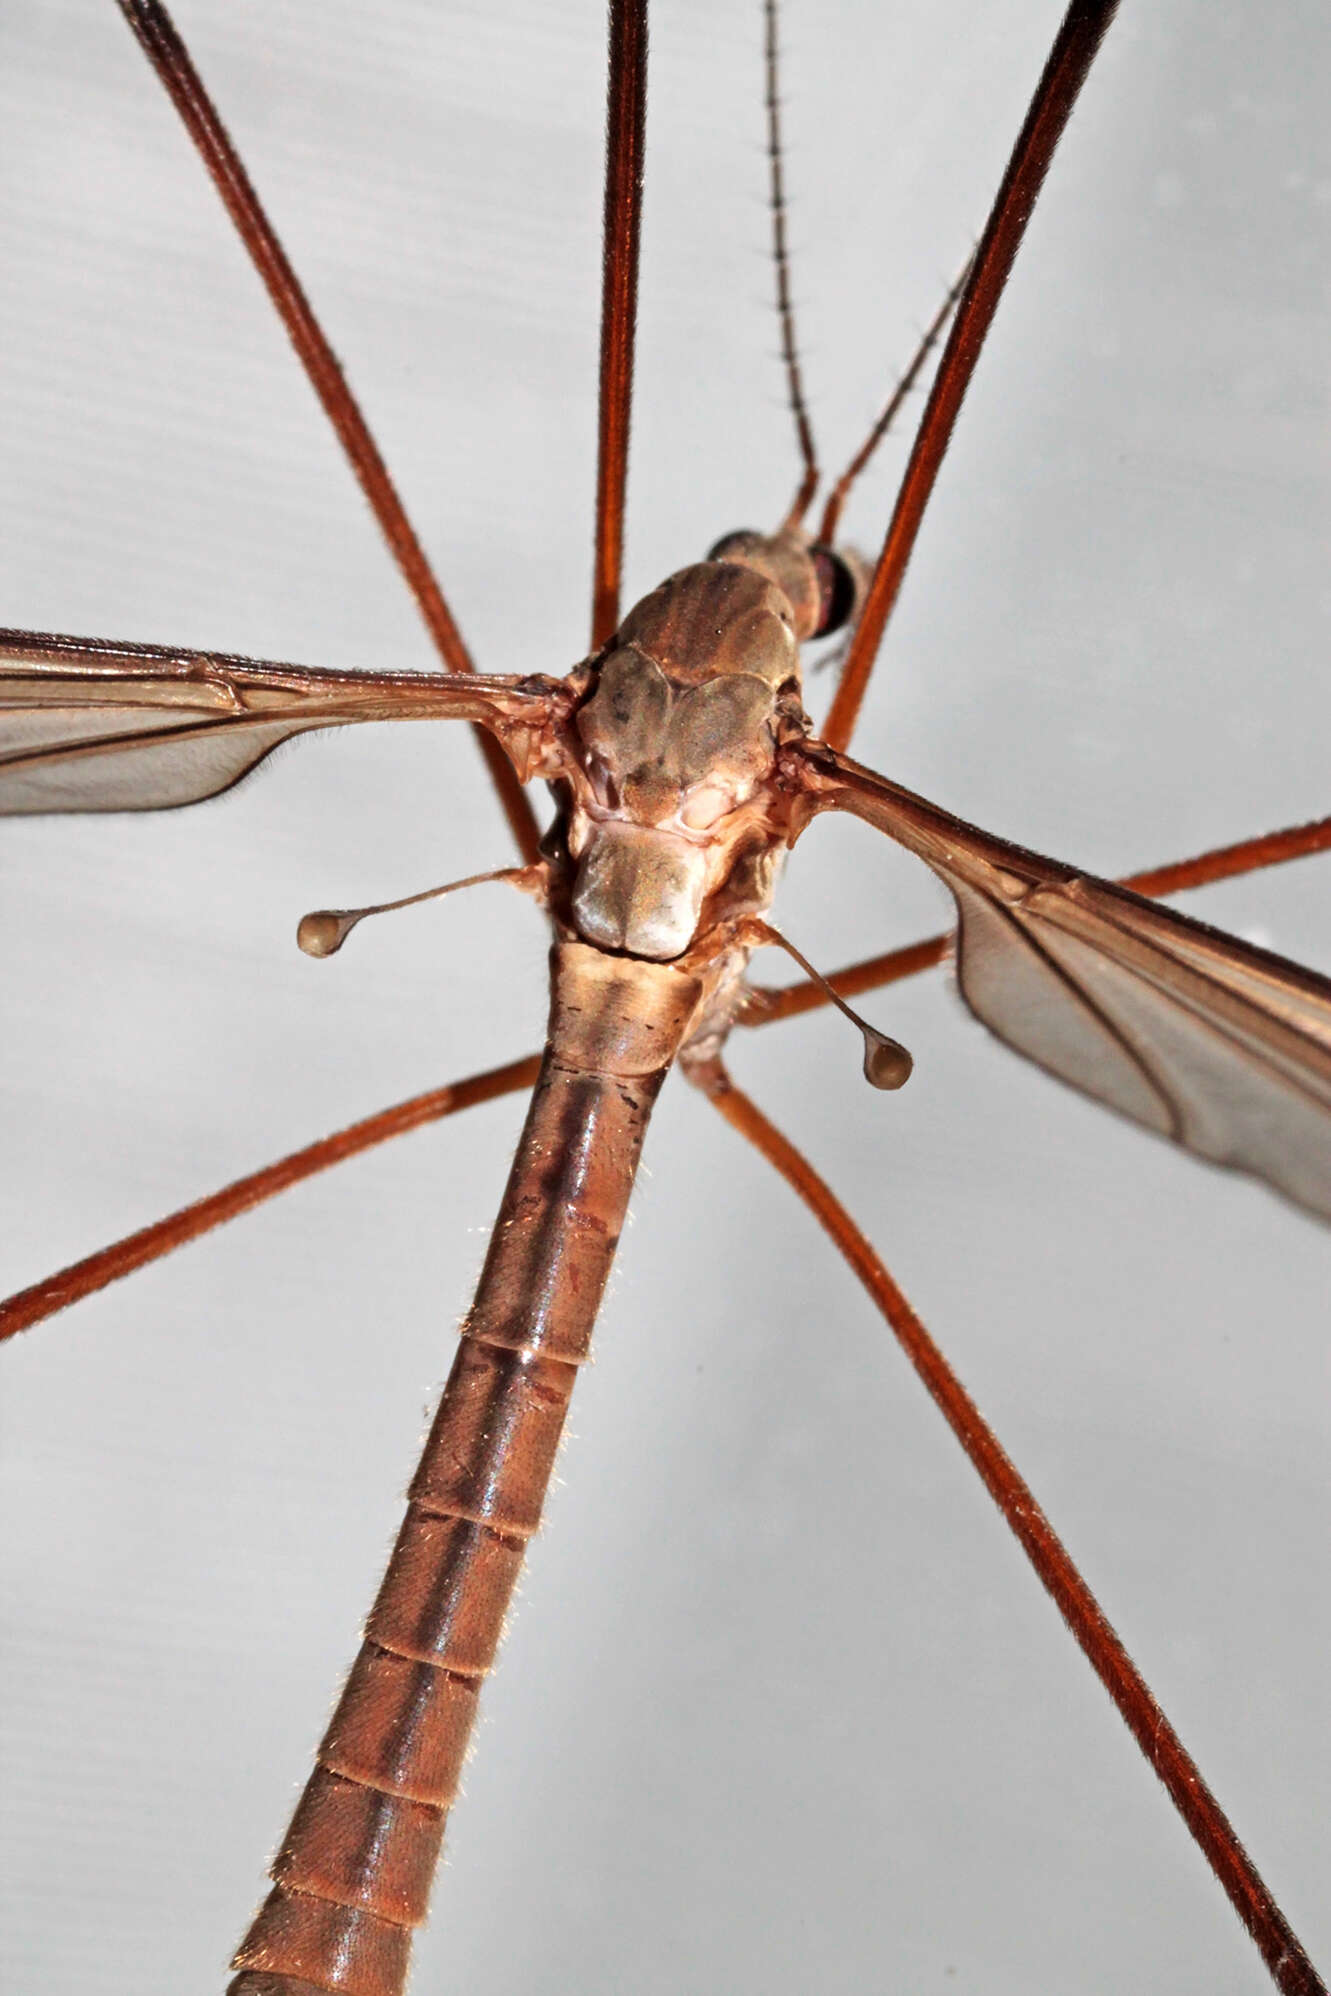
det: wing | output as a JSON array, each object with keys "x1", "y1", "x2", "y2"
[
  {"x1": 0, "y1": 628, "x2": 565, "y2": 814},
  {"x1": 790, "y1": 740, "x2": 1331, "y2": 1225}
]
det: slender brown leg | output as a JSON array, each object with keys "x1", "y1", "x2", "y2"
[
  {"x1": 691, "y1": 1055, "x2": 1325, "y2": 1996},
  {"x1": 823, "y1": 0, "x2": 1120, "y2": 750},
  {"x1": 1118, "y1": 815, "x2": 1331, "y2": 900},
  {"x1": 815, "y1": 260, "x2": 970, "y2": 548},
  {"x1": 0, "y1": 1055, "x2": 540, "y2": 1343},
  {"x1": 741, "y1": 811, "x2": 1331, "y2": 1026},
  {"x1": 112, "y1": 0, "x2": 541, "y2": 863},
  {"x1": 590, "y1": 0, "x2": 649, "y2": 651}
]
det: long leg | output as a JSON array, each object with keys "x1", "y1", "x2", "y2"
[
  {"x1": 0, "y1": 1055, "x2": 540, "y2": 1342},
  {"x1": 589, "y1": 0, "x2": 649, "y2": 650},
  {"x1": 824, "y1": 0, "x2": 1120, "y2": 749},
  {"x1": 691, "y1": 1055, "x2": 1325, "y2": 1995},
  {"x1": 6, "y1": 8, "x2": 1326, "y2": 1989},
  {"x1": 113, "y1": 0, "x2": 541, "y2": 862},
  {"x1": 814, "y1": 260, "x2": 970, "y2": 548},
  {"x1": 11, "y1": 815, "x2": 1325, "y2": 1336}
]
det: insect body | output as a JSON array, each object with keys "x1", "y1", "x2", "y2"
[
  {"x1": 1, "y1": 3, "x2": 1328, "y2": 1993},
  {"x1": 565, "y1": 538, "x2": 829, "y2": 961}
]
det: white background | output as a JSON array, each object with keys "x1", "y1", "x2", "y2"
[{"x1": 1, "y1": 2, "x2": 1328, "y2": 1991}]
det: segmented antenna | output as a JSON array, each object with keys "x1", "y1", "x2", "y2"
[
  {"x1": 764, "y1": 0, "x2": 820, "y2": 527},
  {"x1": 817, "y1": 257, "x2": 973, "y2": 546}
]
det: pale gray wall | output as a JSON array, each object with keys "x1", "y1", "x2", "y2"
[{"x1": 1, "y1": 3, "x2": 1328, "y2": 1992}]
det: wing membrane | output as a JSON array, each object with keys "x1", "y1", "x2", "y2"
[
  {"x1": 0, "y1": 629, "x2": 559, "y2": 814},
  {"x1": 793, "y1": 741, "x2": 1331, "y2": 1223}
]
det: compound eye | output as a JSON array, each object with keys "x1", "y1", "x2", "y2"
[{"x1": 809, "y1": 545, "x2": 865, "y2": 637}]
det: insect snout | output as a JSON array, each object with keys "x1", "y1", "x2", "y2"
[{"x1": 705, "y1": 526, "x2": 867, "y2": 639}]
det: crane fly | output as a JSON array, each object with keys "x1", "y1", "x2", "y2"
[{"x1": 1, "y1": 1, "x2": 1328, "y2": 1991}]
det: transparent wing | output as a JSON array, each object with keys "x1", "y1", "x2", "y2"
[
  {"x1": 0, "y1": 629, "x2": 560, "y2": 814},
  {"x1": 794, "y1": 741, "x2": 1331, "y2": 1224}
]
